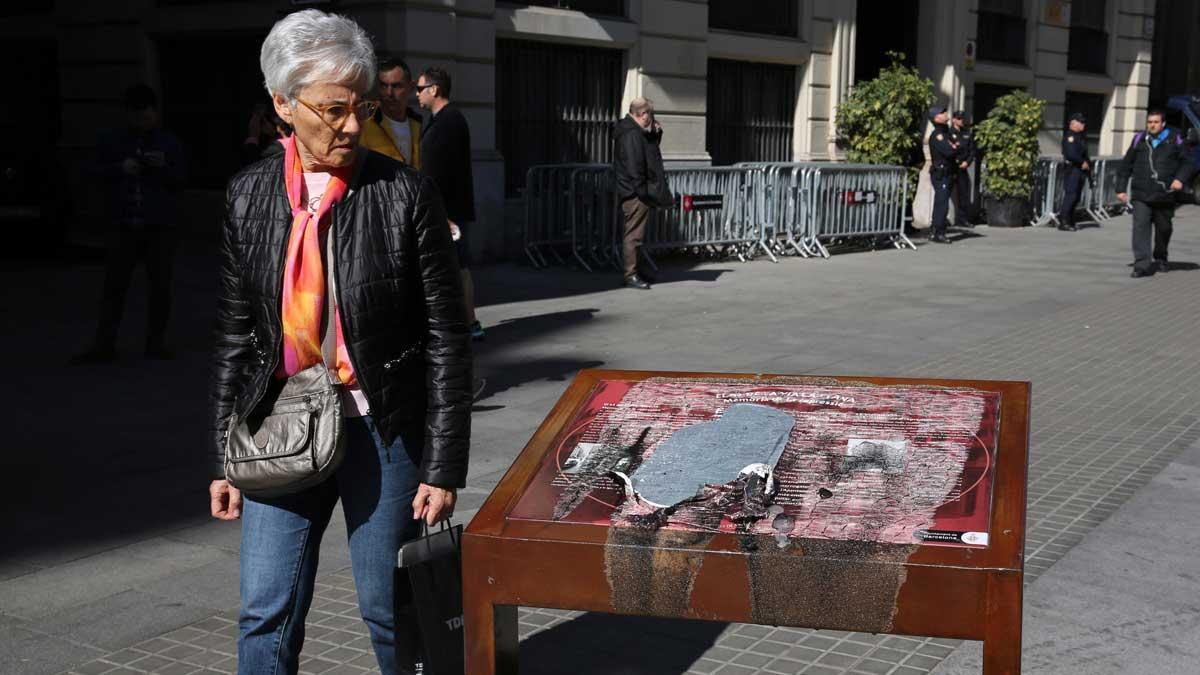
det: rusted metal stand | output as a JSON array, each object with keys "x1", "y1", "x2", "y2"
[{"x1": 464, "y1": 370, "x2": 1029, "y2": 675}]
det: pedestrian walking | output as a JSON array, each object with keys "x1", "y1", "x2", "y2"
[
  {"x1": 949, "y1": 111, "x2": 975, "y2": 228},
  {"x1": 206, "y1": 11, "x2": 472, "y2": 674},
  {"x1": 361, "y1": 54, "x2": 422, "y2": 168},
  {"x1": 417, "y1": 66, "x2": 483, "y2": 339},
  {"x1": 926, "y1": 104, "x2": 954, "y2": 244},
  {"x1": 614, "y1": 97, "x2": 672, "y2": 288},
  {"x1": 1116, "y1": 108, "x2": 1193, "y2": 277},
  {"x1": 70, "y1": 84, "x2": 186, "y2": 364},
  {"x1": 1058, "y1": 112, "x2": 1091, "y2": 232}
]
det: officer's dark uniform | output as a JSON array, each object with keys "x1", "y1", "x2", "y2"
[
  {"x1": 949, "y1": 111, "x2": 976, "y2": 227},
  {"x1": 1058, "y1": 112, "x2": 1091, "y2": 231},
  {"x1": 927, "y1": 105, "x2": 956, "y2": 243}
]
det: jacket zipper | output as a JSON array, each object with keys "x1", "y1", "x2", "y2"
[{"x1": 329, "y1": 203, "x2": 385, "y2": 461}]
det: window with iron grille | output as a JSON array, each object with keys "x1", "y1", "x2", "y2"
[
  {"x1": 1068, "y1": 0, "x2": 1108, "y2": 74},
  {"x1": 1064, "y1": 91, "x2": 1105, "y2": 154},
  {"x1": 708, "y1": 0, "x2": 799, "y2": 38},
  {"x1": 502, "y1": 0, "x2": 624, "y2": 17},
  {"x1": 706, "y1": 59, "x2": 795, "y2": 165},
  {"x1": 976, "y1": 0, "x2": 1027, "y2": 66},
  {"x1": 496, "y1": 39, "x2": 623, "y2": 195}
]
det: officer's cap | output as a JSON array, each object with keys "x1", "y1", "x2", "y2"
[
  {"x1": 952, "y1": 110, "x2": 968, "y2": 120},
  {"x1": 1068, "y1": 112, "x2": 1087, "y2": 124},
  {"x1": 927, "y1": 104, "x2": 948, "y2": 122}
]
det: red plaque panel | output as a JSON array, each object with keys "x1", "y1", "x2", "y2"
[{"x1": 510, "y1": 378, "x2": 999, "y2": 548}]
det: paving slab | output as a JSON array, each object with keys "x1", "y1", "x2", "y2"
[
  {"x1": 3, "y1": 208, "x2": 1199, "y2": 674},
  {"x1": 931, "y1": 441, "x2": 1200, "y2": 675}
]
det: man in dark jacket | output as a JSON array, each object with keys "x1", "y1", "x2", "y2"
[
  {"x1": 926, "y1": 104, "x2": 955, "y2": 244},
  {"x1": 71, "y1": 84, "x2": 186, "y2": 364},
  {"x1": 1058, "y1": 112, "x2": 1091, "y2": 232},
  {"x1": 1116, "y1": 109, "x2": 1193, "y2": 277},
  {"x1": 614, "y1": 97, "x2": 671, "y2": 289},
  {"x1": 949, "y1": 111, "x2": 976, "y2": 228},
  {"x1": 418, "y1": 67, "x2": 483, "y2": 338}
]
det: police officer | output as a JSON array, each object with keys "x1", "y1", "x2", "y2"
[
  {"x1": 927, "y1": 104, "x2": 955, "y2": 244},
  {"x1": 1058, "y1": 112, "x2": 1091, "y2": 231},
  {"x1": 949, "y1": 111, "x2": 976, "y2": 228}
]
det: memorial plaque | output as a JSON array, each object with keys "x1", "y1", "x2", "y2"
[
  {"x1": 463, "y1": 370, "x2": 1029, "y2": 675},
  {"x1": 509, "y1": 378, "x2": 1000, "y2": 548}
]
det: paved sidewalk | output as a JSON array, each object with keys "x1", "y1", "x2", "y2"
[{"x1": 2, "y1": 209, "x2": 1199, "y2": 674}]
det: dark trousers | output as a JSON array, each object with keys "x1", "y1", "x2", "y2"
[
  {"x1": 953, "y1": 170, "x2": 971, "y2": 225},
  {"x1": 1131, "y1": 200, "x2": 1174, "y2": 273},
  {"x1": 621, "y1": 197, "x2": 649, "y2": 279},
  {"x1": 931, "y1": 172, "x2": 952, "y2": 236},
  {"x1": 1059, "y1": 167, "x2": 1084, "y2": 227},
  {"x1": 94, "y1": 226, "x2": 174, "y2": 350}
]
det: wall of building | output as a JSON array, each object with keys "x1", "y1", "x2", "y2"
[{"x1": 0, "y1": 0, "x2": 1164, "y2": 259}]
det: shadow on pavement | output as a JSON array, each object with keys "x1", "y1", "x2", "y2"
[
  {"x1": 475, "y1": 356, "x2": 605, "y2": 405},
  {"x1": 478, "y1": 308, "x2": 600, "y2": 345},
  {"x1": 470, "y1": 309, "x2": 606, "y2": 405},
  {"x1": 474, "y1": 262, "x2": 730, "y2": 308},
  {"x1": 520, "y1": 613, "x2": 727, "y2": 675}
]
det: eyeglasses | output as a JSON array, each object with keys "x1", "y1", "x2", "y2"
[
  {"x1": 415, "y1": 83, "x2": 435, "y2": 93},
  {"x1": 295, "y1": 97, "x2": 379, "y2": 131}
]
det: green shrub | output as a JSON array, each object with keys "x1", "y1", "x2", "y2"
[
  {"x1": 834, "y1": 52, "x2": 935, "y2": 197},
  {"x1": 974, "y1": 91, "x2": 1045, "y2": 199}
]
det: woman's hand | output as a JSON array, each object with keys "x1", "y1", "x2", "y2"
[
  {"x1": 210, "y1": 479, "x2": 243, "y2": 521},
  {"x1": 412, "y1": 483, "x2": 457, "y2": 525}
]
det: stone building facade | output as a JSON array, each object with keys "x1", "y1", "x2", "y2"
[{"x1": 0, "y1": 1, "x2": 1168, "y2": 258}]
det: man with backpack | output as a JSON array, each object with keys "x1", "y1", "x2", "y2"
[{"x1": 1117, "y1": 108, "x2": 1193, "y2": 277}]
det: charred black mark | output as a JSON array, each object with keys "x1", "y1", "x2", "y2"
[
  {"x1": 553, "y1": 426, "x2": 652, "y2": 520},
  {"x1": 745, "y1": 537, "x2": 916, "y2": 631}
]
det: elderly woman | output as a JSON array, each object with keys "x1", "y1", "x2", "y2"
[{"x1": 206, "y1": 10, "x2": 471, "y2": 674}]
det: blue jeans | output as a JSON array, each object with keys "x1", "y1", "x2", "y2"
[{"x1": 237, "y1": 416, "x2": 422, "y2": 675}]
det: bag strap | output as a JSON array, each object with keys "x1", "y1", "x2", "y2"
[
  {"x1": 419, "y1": 518, "x2": 460, "y2": 544},
  {"x1": 320, "y1": 227, "x2": 338, "y2": 370}
]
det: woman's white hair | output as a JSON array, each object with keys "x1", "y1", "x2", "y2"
[{"x1": 260, "y1": 9, "x2": 376, "y2": 101}]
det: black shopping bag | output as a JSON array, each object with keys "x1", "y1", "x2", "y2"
[{"x1": 394, "y1": 521, "x2": 464, "y2": 675}]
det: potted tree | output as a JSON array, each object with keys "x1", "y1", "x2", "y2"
[
  {"x1": 974, "y1": 91, "x2": 1045, "y2": 226},
  {"x1": 835, "y1": 52, "x2": 935, "y2": 201}
]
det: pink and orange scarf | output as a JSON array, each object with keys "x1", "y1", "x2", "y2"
[{"x1": 276, "y1": 134, "x2": 356, "y2": 385}]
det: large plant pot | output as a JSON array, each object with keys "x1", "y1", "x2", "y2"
[{"x1": 985, "y1": 196, "x2": 1030, "y2": 227}]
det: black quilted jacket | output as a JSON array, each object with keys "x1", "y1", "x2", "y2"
[{"x1": 208, "y1": 150, "x2": 472, "y2": 488}]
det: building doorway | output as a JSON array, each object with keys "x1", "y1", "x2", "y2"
[
  {"x1": 158, "y1": 31, "x2": 270, "y2": 189},
  {"x1": 854, "y1": 0, "x2": 920, "y2": 82}
]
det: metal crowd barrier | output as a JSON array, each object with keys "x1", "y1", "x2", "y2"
[
  {"x1": 1085, "y1": 156, "x2": 1129, "y2": 221},
  {"x1": 568, "y1": 166, "x2": 618, "y2": 272},
  {"x1": 738, "y1": 162, "x2": 912, "y2": 258},
  {"x1": 808, "y1": 164, "x2": 913, "y2": 257},
  {"x1": 639, "y1": 166, "x2": 774, "y2": 267},
  {"x1": 522, "y1": 160, "x2": 916, "y2": 271},
  {"x1": 523, "y1": 163, "x2": 607, "y2": 268},
  {"x1": 1028, "y1": 158, "x2": 1061, "y2": 226},
  {"x1": 1025, "y1": 156, "x2": 1128, "y2": 227}
]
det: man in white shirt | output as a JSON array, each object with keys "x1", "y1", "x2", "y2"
[{"x1": 361, "y1": 55, "x2": 422, "y2": 168}]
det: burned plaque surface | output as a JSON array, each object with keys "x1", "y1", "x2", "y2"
[{"x1": 510, "y1": 378, "x2": 1001, "y2": 548}]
